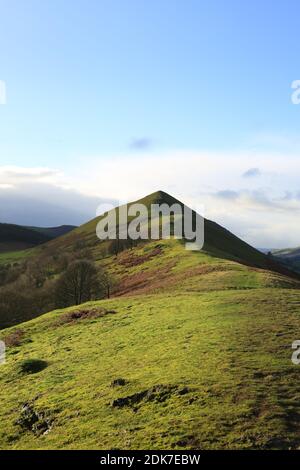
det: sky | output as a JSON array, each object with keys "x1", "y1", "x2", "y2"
[{"x1": 1, "y1": 0, "x2": 300, "y2": 247}]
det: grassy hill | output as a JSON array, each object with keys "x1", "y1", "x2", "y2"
[
  {"x1": 44, "y1": 190, "x2": 297, "y2": 279},
  {"x1": 0, "y1": 191, "x2": 300, "y2": 449}
]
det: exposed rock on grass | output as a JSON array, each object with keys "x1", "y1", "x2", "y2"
[
  {"x1": 16, "y1": 402, "x2": 54, "y2": 436},
  {"x1": 55, "y1": 307, "x2": 117, "y2": 325},
  {"x1": 111, "y1": 384, "x2": 190, "y2": 409},
  {"x1": 173, "y1": 435, "x2": 200, "y2": 449}
]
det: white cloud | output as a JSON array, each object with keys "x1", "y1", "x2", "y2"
[
  {"x1": 0, "y1": 166, "x2": 62, "y2": 182},
  {"x1": 71, "y1": 149, "x2": 300, "y2": 200},
  {"x1": 242, "y1": 167, "x2": 261, "y2": 178}
]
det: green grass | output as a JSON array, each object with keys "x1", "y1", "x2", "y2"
[
  {"x1": 0, "y1": 249, "x2": 33, "y2": 265},
  {"x1": 100, "y1": 238, "x2": 298, "y2": 297},
  {"x1": 1, "y1": 287, "x2": 300, "y2": 449}
]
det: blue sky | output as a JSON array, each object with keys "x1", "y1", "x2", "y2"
[{"x1": 1, "y1": 0, "x2": 300, "y2": 247}]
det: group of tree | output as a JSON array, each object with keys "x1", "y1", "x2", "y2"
[
  {"x1": 0, "y1": 245, "x2": 116, "y2": 328},
  {"x1": 55, "y1": 260, "x2": 114, "y2": 308}
]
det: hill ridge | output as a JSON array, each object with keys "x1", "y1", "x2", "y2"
[{"x1": 55, "y1": 190, "x2": 299, "y2": 280}]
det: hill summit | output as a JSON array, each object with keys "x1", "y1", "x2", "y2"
[{"x1": 46, "y1": 190, "x2": 298, "y2": 281}]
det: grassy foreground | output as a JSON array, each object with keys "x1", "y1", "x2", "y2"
[{"x1": 1, "y1": 286, "x2": 300, "y2": 449}]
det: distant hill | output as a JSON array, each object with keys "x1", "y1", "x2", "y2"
[
  {"x1": 257, "y1": 248, "x2": 273, "y2": 254},
  {"x1": 0, "y1": 223, "x2": 76, "y2": 253},
  {"x1": 25, "y1": 225, "x2": 76, "y2": 240},
  {"x1": 272, "y1": 246, "x2": 300, "y2": 273}
]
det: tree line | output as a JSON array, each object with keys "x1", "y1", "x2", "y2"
[{"x1": 0, "y1": 245, "x2": 116, "y2": 329}]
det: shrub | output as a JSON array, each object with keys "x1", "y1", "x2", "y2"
[
  {"x1": 18, "y1": 359, "x2": 48, "y2": 375},
  {"x1": 111, "y1": 378, "x2": 127, "y2": 387},
  {"x1": 1, "y1": 329, "x2": 25, "y2": 347}
]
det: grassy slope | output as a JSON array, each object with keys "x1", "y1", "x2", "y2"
[
  {"x1": 1, "y1": 237, "x2": 300, "y2": 449},
  {"x1": 100, "y1": 239, "x2": 298, "y2": 297},
  {"x1": 45, "y1": 190, "x2": 298, "y2": 280},
  {"x1": 1, "y1": 290, "x2": 300, "y2": 449}
]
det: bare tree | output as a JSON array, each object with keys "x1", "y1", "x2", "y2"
[
  {"x1": 98, "y1": 268, "x2": 116, "y2": 299},
  {"x1": 55, "y1": 260, "x2": 100, "y2": 308}
]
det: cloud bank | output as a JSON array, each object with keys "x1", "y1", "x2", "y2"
[{"x1": 0, "y1": 167, "x2": 116, "y2": 226}]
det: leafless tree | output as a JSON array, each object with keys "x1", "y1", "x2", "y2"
[{"x1": 55, "y1": 260, "x2": 100, "y2": 307}]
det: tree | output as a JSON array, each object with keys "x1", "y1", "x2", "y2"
[
  {"x1": 55, "y1": 260, "x2": 100, "y2": 308},
  {"x1": 98, "y1": 268, "x2": 116, "y2": 299},
  {"x1": 108, "y1": 237, "x2": 136, "y2": 257},
  {"x1": 26, "y1": 261, "x2": 47, "y2": 288}
]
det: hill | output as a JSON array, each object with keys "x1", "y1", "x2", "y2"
[
  {"x1": 25, "y1": 225, "x2": 76, "y2": 240},
  {"x1": 46, "y1": 190, "x2": 299, "y2": 281},
  {"x1": 0, "y1": 223, "x2": 50, "y2": 252},
  {"x1": 0, "y1": 223, "x2": 76, "y2": 253},
  {"x1": 272, "y1": 247, "x2": 300, "y2": 274},
  {"x1": 1, "y1": 191, "x2": 300, "y2": 449}
]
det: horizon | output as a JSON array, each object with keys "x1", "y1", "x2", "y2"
[
  {"x1": 1, "y1": 0, "x2": 300, "y2": 248},
  {"x1": 0, "y1": 187, "x2": 294, "y2": 251}
]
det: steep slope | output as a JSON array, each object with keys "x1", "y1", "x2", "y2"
[{"x1": 45, "y1": 190, "x2": 299, "y2": 282}]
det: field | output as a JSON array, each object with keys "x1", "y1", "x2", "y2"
[{"x1": 0, "y1": 249, "x2": 32, "y2": 265}]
